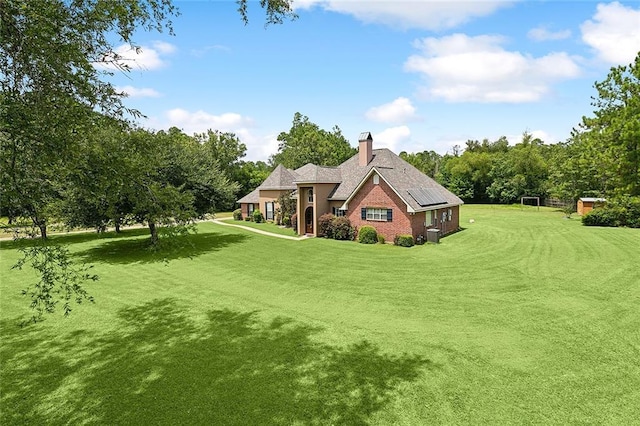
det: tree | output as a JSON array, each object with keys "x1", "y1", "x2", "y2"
[
  {"x1": 59, "y1": 125, "x2": 238, "y2": 244},
  {"x1": 270, "y1": 112, "x2": 357, "y2": 169},
  {"x1": 235, "y1": 160, "x2": 271, "y2": 199},
  {"x1": 487, "y1": 133, "x2": 548, "y2": 203},
  {"x1": 1, "y1": 0, "x2": 295, "y2": 320},
  {"x1": 399, "y1": 150, "x2": 441, "y2": 177},
  {"x1": 578, "y1": 53, "x2": 640, "y2": 196}
]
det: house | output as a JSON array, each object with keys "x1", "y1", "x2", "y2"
[
  {"x1": 577, "y1": 197, "x2": 606, "y2": 215},
  {"x1": 237, "y1": 132, "x2": 464, "y2": 241}
]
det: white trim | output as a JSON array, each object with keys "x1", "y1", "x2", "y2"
[{"x1": 342, "y1": 167, "x2": 416, "y2": 213}]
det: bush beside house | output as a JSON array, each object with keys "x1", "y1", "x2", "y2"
[
  {"x1": 252, "y1": 209, "x2": 264, "y2": 223},
  {"x1": 394, "y1": 234, "x2": 414, "y2": 247},
  {"x1": 358, "y1": 226, "x2": 378, "y2": 244}
]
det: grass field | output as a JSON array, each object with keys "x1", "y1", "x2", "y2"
[
  {"x1": 221, "y1": 217, "x2": 299, "y2": 236},
  {"x1": 1, "y1": 205, "x2": 639, "y2": 424}
]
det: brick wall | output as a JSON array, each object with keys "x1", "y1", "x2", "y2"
[
  {"x1": 346, "y1": 174, "x2": 414, "y2": 241},
  {"x1": 346, "y1": 175, "x2": 461, "y2": 241}
]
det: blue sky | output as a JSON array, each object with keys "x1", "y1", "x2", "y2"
[{"x1": 103, "y1": 0, "x2": 640, "y2": 161}]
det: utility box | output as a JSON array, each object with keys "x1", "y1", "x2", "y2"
[{"x1": 427, "y1": 228, "x2": 440, "y2": 244}]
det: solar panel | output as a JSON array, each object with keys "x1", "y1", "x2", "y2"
[{"x1": 407, "y1": 188, "x2": 448, "y2": 207}]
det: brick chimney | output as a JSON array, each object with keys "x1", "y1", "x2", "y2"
[{"x1": 358, "y1": 132, "x2": 373, "y2": 166}]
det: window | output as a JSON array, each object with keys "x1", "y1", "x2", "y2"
[
  {"x1": 248, "y1": 204, "x2": 254, "y2": 215},
  {"x1": 308, "y1": 188, "x2": 313, "y2": 203},
  {"x1": 362, "y1": 207, "x2": 392, "y2": 222},
  {"x1": 448, "y1": 208, "x2": 452, "y2": 221},
  {"x1": 373, "y1": 174, "x2": 379, "y2": 185},
  {"x1": 426, "y1": 211, "x2": 433, "y2": 227},
  {"x1": 332, "y1": 207, "x2": 346, "y2": 217},
  {"x1": 265, "y1": 202, "x2": 274, "y2": 221}
]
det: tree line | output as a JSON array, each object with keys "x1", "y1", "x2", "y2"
[{"x1": 403, "y1": 53, "x2": 640, "y2": 206}]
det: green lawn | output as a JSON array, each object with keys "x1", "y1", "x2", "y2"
[
  {"x1": 222, "y1": 217, "x2": 299, "y2": 236},
  {"x1": 1, "y1": 205, "x2": 639, "y2": 424}
]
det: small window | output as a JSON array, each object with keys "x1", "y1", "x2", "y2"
[
  {"x1": 332, "y1": 207, "x2": 346, "y2": 217},
  {"x1": 448, "y1": 208, "x2": 452, "y2": 221},
  {"x1": 266, "y1": 202, "x2": 274, "y2": 221},
  {"x1": 373, "y1": 174, "x2": 379, "y2": 185},
  {"x1": 308, "y1": 188, "x2": 313, "y2": 203},
  {"x1": 248, "y1": 204, "x2": 254, "y2": 214}
]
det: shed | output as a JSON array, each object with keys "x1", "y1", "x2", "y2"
[{"x1": 577, "y1": 197, "x2": 606, "y2": 215}]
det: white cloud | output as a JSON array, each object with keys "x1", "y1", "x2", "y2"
[
  {"x1": 96, "y1": 41, "x2": 176, "y2": 71},
  {"x1": 162, "y1": 109, "x2": 253, "y2": 135},
  {"x1": 404, "y1": 34, "x2": 581, "y2": 103},
  {"x1": 365, "y1": 97, "x2": 417, "y2": 124},
  {"x1": 374, "y1": 126, "x2": 411, "y2": 151},
  {"x1": 528, "y1": 26, "x2": 571, "y2": 41},
  {"x1": 505, "y1": 130, "x2": 556, "y2": 145},
  {"x1": 293, "y1": 0, "x2": 513, "y2": 30},
  {"x1": 581, "y1": 2, "x2": 640, "y2": 65},
  {"x1": 116, "y1": 85, "x2": 161, "y2": 98},
  {"x1": 144, "y1": 109, "x2": 278, "y2": 162}
]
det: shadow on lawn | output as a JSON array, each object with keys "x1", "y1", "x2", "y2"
[
  {"x1": 1, "y1": 299, "x2": 433, "y2": 425},
  {"x1": 73, "y1": 230, "x2": 249, "y2": 265},
  {"x1": 0, "y1": 228, "x2": 151, "y2": 250}
]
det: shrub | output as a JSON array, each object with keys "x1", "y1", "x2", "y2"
[
  {"x1": 582, "y1": 196, "x2": 640, "y2": 228},
  {"x1": 252, "y1": 209, "x2": 264, "y2": 223},
  {"x1": 377, "y1": 234, "x2": 385, "y2": 244},
  {"x1": 291, "y1": 213, "x2": 298, "y2": 231},
  {"x1": 244, "y1": 216, "x2": 251, "y2": 222},
  {"x1": 233, "y1": 209, "x2": 242, "y2": 221},
  {"x1": 318, "y1": 213, "x2": 335, "y2": 237},
  {"x1": 331, "y1": 216, "x2": 355, "y2": 241},
  {"x1": 582, "y1": 208, "x2": 617, "y2": 227},
  {"x1": 358, "y1": 225, "x2": 378, "y2": 244},
  {"x1": 282, "y1": 215, "x2": 291, "y2": 227},
  {"x1": 394, "y1": 234, "x2": 414, "y2": 247}
]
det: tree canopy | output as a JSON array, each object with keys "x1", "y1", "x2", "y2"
[
  {"x1": 0, "y1": 0, "x2": 295, "y2": 320},
  {"x1": 269, "y1": 112, "x2": 357, "y2": 169}
]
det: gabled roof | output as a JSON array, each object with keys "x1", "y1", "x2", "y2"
[
  {"x1": 237, "y1": 142, "x2": 463, "y2": 211},
  {"x1": 332, "y1": 149, "x2": 463, "y2": 212},
  {"x1": 259, "y1": 164, "x2": 298, "y2": 190},
  {"x1": 237, "y1": 187, "x2": 259, "y2": 204},
  {"x1": 293, "y1": 164, "x2": 342, "y2": 183}
]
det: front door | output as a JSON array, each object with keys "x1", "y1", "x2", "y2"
[{"x1": 305, "y1": 206, "x2": 314, "y2": 234}]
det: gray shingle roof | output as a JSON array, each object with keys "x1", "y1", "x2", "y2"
[
  {"x1": 237, "y1": 187, "x2": 259, "y2": 204},
  {"x1": 293, "y1": 164, "x2": 342, "y2": 183},
  {"x1": 238, "y1": 147, "x2": 463, "y2": 211},
  {"x1": 259, "y1": 164, "x2": 298, "y2": 190},
  {"x1": 330, "y1": 149, "x2": 463, "y2": 211}
]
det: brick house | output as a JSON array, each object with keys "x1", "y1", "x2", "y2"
[{"x1": 238, "y1": 132, "x2": 464, "y2": 241}]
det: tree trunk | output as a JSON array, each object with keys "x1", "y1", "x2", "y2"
[
  {"x1": 38, "y1": 221, "x2": 47, "y2": 240},
  {"x1": 31, "y1": 215, "x2": 47, "y2": 240},
  {"x1": 148, "y1": 221, "x2": 158, "y2": 245},
  {"x1": 114, "y1": 219, "x2": 121, "y2": 233}
]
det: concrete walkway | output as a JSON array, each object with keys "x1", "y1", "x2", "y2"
[{"x1": 211, "y1": 218, "x2": 310, "y2": 241}]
